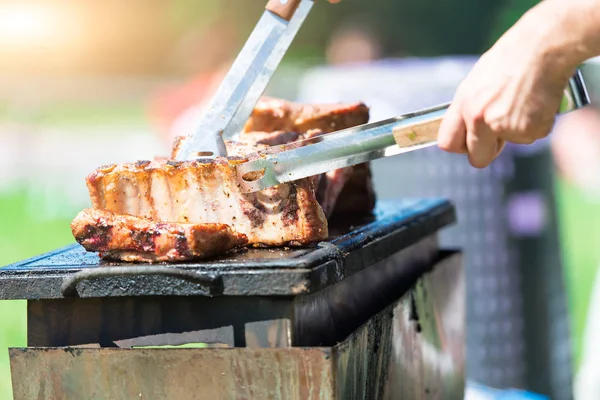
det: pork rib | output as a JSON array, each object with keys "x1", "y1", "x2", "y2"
[
  {"x1": 72, "y1": 208, "x2": 248, "y2": 263},
  {"x1": 330, "y1": 163, "x2": 376, "y2": 216},
  {"x1": 85, "y1": 158, "x2": 328, "y2": 246},
  {"x1": 240, "y1": 98, "x2": 376, "y2": 217},
  {"x1": 243, "y1": 97, "x2": 370, "y2": 134},
  {"x1": 75, "y1": 98, "x2": 374, "y2": 263}
]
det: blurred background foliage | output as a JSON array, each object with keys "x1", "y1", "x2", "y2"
[{"x1": 0, "y1": 0, "x2": 529, "y2": 77}]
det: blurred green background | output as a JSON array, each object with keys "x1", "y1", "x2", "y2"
[{"x1": 0, "y1": 0, "x2": 597, "y2": 398}]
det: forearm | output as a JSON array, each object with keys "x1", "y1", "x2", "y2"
[{"x1": 524, "y1": 0, "x2": 600, "y2": 69}]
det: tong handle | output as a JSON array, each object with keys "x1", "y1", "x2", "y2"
[
  {"x1": 266, "y1": 0, "x2": 303, "y2": 21},
  {"x1": 392, "y1": 68, "x2": 590, "y2": 149},
  {"x1": 393, "y1": 115, "x2": 444, "y2": 148}
]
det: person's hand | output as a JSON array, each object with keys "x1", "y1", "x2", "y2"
[{"x1": 437, "y1": 1, "x2": 583, "y2": 168}]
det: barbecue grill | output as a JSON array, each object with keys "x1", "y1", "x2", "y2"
[{"x1": 0, "y1": 199, "x2": 465, "y2": 399}]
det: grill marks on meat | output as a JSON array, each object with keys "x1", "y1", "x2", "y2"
[
  {"x1": 71, "y1": 208, "x2": 247, "y2": 263},
  {"x1": 85, "y1": 158, "x2": 328, "y2": 246},
  {"x1": 79, "y1": 223, "x2": 113, "y2": 249},
  {"x1": 281, "y1": 184, "x2": 299, "y2": 225}
]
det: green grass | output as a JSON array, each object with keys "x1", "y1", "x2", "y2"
[
  {"x1": 555, "y1": 179, "x2": 600, "y2": 371},
  {"x1": 0, "y1": 100, "x2": 149, "y2": 398},
  {"x1": 0, "y1": 302, "x2": 25, "y2": 398},
  {"x1": 0, "y1": 189, "x2": 74, "y2": 399},
  {"x1": 0, "y1": 100, "x2": 149, "y2": 129}
]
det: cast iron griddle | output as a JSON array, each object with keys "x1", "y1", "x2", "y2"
[{"x1": 0, "y1": 199, "x2": 455, "y2": 299}]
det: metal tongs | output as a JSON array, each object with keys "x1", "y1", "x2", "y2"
[
  {"x1": 176, "y1": 0, "x2": 315, "y2": 160},
  {"x1": 236, "y1": 70, "x2": 590, "y2": 193}
]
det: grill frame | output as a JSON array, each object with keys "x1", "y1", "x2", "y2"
[
  {"x1": 3, "y1": 198, "x2": 466, "y2": 398},
  {"x1": 0, "y1": 199, "x2": 455, "y2": 300}
]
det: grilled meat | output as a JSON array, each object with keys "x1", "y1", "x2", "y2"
[
  {"x1": 74, "y1": 97, "x2": 375, "y2": 263},
  {"x1": 85, "y1": 157, "x2": 328, "y2": 246},
  {"x1": 72, "y1": 208, "x2": 247, "y2": 263},
  {"x1": 315, "y1": 168, "x2": 356, "y2": 217},
  {"x1": 243, "y1": 99, "x2": 376, "y2": 217},
  {"x1": 243, "y1": 97, "x2": 370, "y2": 134},
  {"x1": 223, "y1": 129, "x2": 361, "y2": 218},
  {"x1": 330, "y1": 163, "x2": 376, "y2": 216},
  {"x1": 244, "y1": 127, "x2": 375, "y2": 218}
]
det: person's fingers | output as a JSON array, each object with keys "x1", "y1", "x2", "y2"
[
  {"x1": 498, "y1": 123, "x2": 550, "y2": 145},
  {"x1": 466, "y1": 121, "x2": 501, "y2": 168},
  {"x1": 437, "y1": 102, "x2": 467, "y2": 154}
]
